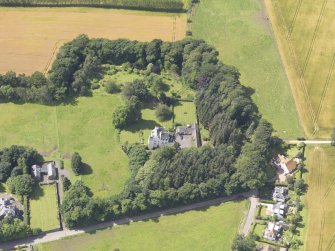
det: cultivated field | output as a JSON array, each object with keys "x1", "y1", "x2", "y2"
[
  {"x1": 192, "y1": 0, "x2": 303, "y2": 139},
  {"x1": 34, "y1": 200, "x2": 248, "y2": 251},
  {"x1": 265, "y1": 0, "x2": 335, "y2": 138},
  {"x1": 30, "y1": 184, "x2": 59, "y2": 232},
  {"x1": 305, "y1": 147, "x2": 335, "y2": 251},
  {"x1": 0, "y1": 92, "x2": 130, "y2": 197},
  {"x1": 0, "y1": 7, "x2": 186, "y2": 74}
]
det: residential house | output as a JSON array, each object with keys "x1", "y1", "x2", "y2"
[
  {"x1": 148, "y1": 127, "x2": 175, "y2": 150},
  {"x1": 273, "y1": 186, "x2": 289, "y2": 202},
  {"x1": 32, "y1": 161, "x2": 57, "y2": 181},
  {"x1": 278, "y1": 154, "x2": 301, "y2": 175},
  {"x1": 263, "y1": 222, "x2": 282, "y2": 241},
  {"x1": 0, "y1": 197, "x2": 17, "y2": 219},
  {"x1": 272, "y1": 202, "x2": 287, "y2": 220}
]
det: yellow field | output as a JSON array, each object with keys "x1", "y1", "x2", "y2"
[
  {"x1": 265, "y1": 0, "x2": 335, "y2": 138},
  {"x1": 0, "y1": 7, "x2": 186, "y2": 74},
  {"x1": 305, "y1": 147, "x2": 335, "y2": 251}
]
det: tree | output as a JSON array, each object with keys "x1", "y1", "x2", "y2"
[
  {"x1": 112, "y1": 97, "x2": 141, "y2": 129},
  {"x1": 71, "y1": 152, "x2": 83, "y2": 175},
  {"x1": 294, "y1": 179, "x2": 305, "y2": 195},
  {"x1": 122, "y1": 79, "x2": 149, "y2": 102},
  {"x1": 231, "y1": 234, "x2": 256, "y2": 251},
  {"x1": 146, "y1": 74, "x2": 168, "y2": 97},
  {"x1": 62, "y1": 176, "x2": 72, "y2": 192},
  {"x1": 6, "y1": 175, "x2": 35, "y2": 196},
  {"x1": 155, "y1": 104, "x2": 173, "y2": 122},
  {"x1": 61, "y1": 181, "x2": 95, "y2": 228},
  {"x1": 0, "y1": 161, "x2": 12, "y2": 182}
]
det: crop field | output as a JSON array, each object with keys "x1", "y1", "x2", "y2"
[
  {"x1": 305, "y1": 147, "x2": 335, "y2": 251},
  {"x1": 34, "y1": 200, "x2": 248, "y2": 251},
  {"x1": 0, "y1": 92, "x2": 130, "y2": 197},
  {"x1": 30, "y1": 184, "x2": 59, "y2": 232},
  {"x1": 0, "y1": 7, "x2": 186, "y2": 74},
  {"x1": 192, "y1": 0, "x2": 303, "y2": 139},
  {"x1": 265, "y1": 0, "x2": 335, "y2": 138}
]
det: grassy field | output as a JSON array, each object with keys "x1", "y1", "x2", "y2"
[
  {"x1": 192, "y1": 0, "x2": 303, "y2": 139},
  {"x1": 30, "y1": 184, "x2": 59, "y2": 232},
  {"x1": 0, "y1": 92, "x2": 130, "y2": 197},
  {"x1": 0, "y1": 7, "x2": 186, "y2": 74},
  {"x1": 34, "y1": 200, "x2": 248, "y2": 251},
  {"x1": 265, "y1": 0, "x2": 335, "y2": 138},
  {"x1": 305, "y1": 146, "x2": 335, "y2": 251}
]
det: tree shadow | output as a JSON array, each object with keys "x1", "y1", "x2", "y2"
[
  {"x1": 81, "y1": 162, "x2": 93, "y2": 175},
  {"x1": 31, "y1": 184, "x2": 45, "y2": 200},
  {"x1": 124, "y1": 119, "x2": 161, "y2": 133}
]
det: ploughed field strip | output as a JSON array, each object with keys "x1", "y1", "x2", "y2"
[
  {"x1": 0, "y1": 7, "x2": 186, "y2": 74},
  {"x1": 306, "y1": 147, "x2": 335, "y2": 251},
  {"x1": 266, "y1": 0, "x2": 335, "y2": 138}
]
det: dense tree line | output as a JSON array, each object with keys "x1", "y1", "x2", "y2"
[{"x1": 0, "y1": 0, "x2": 186, "y2": 12}]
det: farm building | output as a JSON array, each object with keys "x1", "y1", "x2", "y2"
[
  {"x1": 32, "y1": 162, "x2": 57, "y2": 181},
  {"x1": 148, "y1": 127, "x2": 175, "y2": 150}
]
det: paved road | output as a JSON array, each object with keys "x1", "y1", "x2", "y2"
[
  {"x1": 284, "y1": 140, "x2": 332, "y2": 145},
  {"x1": 241, "y1": 194, "x2": 259, "y2": 235},
  {"x1": 0, "y1": 190, "x2": 257, "y2": 251}
]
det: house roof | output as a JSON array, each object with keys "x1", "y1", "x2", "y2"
[{"x1": 285, "y1": 159, "x2": 298, "y2": 172}]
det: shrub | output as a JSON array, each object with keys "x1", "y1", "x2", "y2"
[
  {"x1": 105, "y1": 80, "x2": 120, "y2": 94},
  {"x1": 155, "y1": 104, "x2": 173, "y2": 122},
  {"x1": 91, "y1": 82, "x2": 100, "y2": 90}
]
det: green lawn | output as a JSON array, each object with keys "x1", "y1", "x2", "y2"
[
  {"x1": 35, "y1": 200, "x2": 248, "y2": 251},
  {"x1": 174, "y1": 101, "x2": 197, "y2": 126},
  {"x1": 192, "y1": 0, "x2": 303, "y2": 138},
  {"x1": 0, "y1": 92, "x2": 130, "y2": 197},
  {"x1": 253, "y1": 223, "x2": 265, "y2": 238},
  {"x1": 30, "y1": 184, "x2": 59, "y2": 232}
]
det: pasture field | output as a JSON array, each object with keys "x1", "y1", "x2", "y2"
[
  {"x1": 192, "y1": 0, "x2": 303, "y2": 139},
  {"x1": 0, "y1": 92, "x2": 130, "y2": 197},
  {"x1": 265, "y1": 0, "x2": 335, "y2": 138},
  {"x1": 34, "y1": 200, "x2": 248, "y2": 251},
  {"x1": 0, "y1": 7, "x2": 186, "y2": 74},
  {"x1": 305, "y1": 146, "x2": 335, "y2": 251},
  {"x1": 30, "y1": 184, "x2": 59, "y2": 232}
]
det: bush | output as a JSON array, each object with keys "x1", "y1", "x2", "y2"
[
  {"x1": 91, "y1": 82, "x2": 100, "y2": 90},
  {"x1": 105, "y1": 80, "x2": 120, "y2": 94},
  {"x1": 155, "y1": 104, "x2": 173, "y2": 122}
]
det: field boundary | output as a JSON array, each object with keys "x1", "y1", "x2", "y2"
[
  {"x1": 265, "y1": 0, "x2": 318, "y2": 138},
  {"x1": 0, "y1": 2, "x2": 187, "y2": 13}
]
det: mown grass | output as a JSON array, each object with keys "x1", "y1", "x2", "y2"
[
  {"x1": 0, "y1": 92, "x2": 130, "y2": 197},
  {"x1": 30, "y1": 184, "x2": 59, "y2": 232},
  {"x1": 174, "y1": 101, "x2": 197, "y2": 126},
  {"x1": 192, "y1": 0, "x2": 303, "y2": 139},
  {"x1": 304, "y1": 146, "x2": 335, "y2": 250},
  {"x1": 34, "y1": 200, "x2": 248, "y2": 251},
  {"x1": 265, "y1": 0, "x2": 335, "y2": 138}
]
